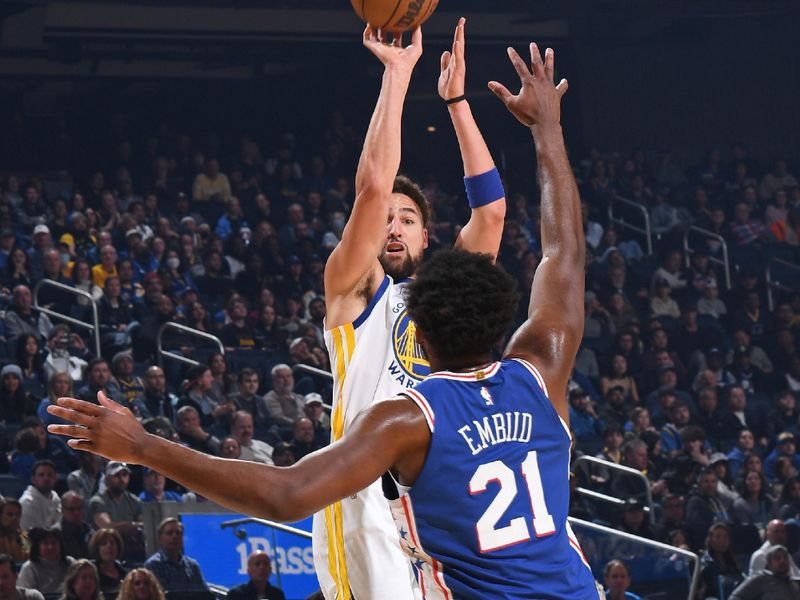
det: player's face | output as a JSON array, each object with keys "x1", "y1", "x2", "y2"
[{"x1": 379, "y1": 194, "x2": 427, "y2": 281}]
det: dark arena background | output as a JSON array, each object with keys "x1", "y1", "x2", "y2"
[{"x1": 0, "y1": 1, "x2": 799, "y2": 599}]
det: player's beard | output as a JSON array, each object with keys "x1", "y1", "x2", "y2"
[{"x1": 379, "y1": 246, "x2": 423, "y2": 281}]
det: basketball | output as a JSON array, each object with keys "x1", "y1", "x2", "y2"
[{"x1": 351, "y1": 0, "x2": 440, "y2": 33}]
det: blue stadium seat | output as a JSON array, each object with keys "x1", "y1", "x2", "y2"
[{"x1": 0, "y1": 474, "x2": 27, "y2": 499}]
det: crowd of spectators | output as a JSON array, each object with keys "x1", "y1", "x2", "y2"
[
  {"x1": 0, "y1": 110, "x2": 799, "y2": 597},
  {"x1": 570, "y1": 147, "x2": 800, "y2": 598}
]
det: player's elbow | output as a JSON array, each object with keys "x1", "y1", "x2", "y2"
[
  {"x1": 260, "y1": 479, "x2": 313, "y2": 523},
  {"x1": 473, "y1": 198, "x2": 506, "y2": 225}
]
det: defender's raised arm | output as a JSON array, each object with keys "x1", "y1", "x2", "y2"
[{"x1": 492, "y1": 44, "x2": 584, "y2": 424}]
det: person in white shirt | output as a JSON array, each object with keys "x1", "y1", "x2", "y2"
[
  {"x1": 230, "y1": 411, "x2": 273, "y2": 465},
  {"x1": 748, "y1": 519, "x2": 800, "y2": 577},
  {"x1": 19, "y1": 460, "x2": 61, "y2": 532}
]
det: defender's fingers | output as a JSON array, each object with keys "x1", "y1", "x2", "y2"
[
  {"x1": 530, "y1": 43, "x2": 545, "y2": 79},
  {"x1": 440, "y1": 50, "x2": 451, "y2": 72},
  {"x1": 97, "y1": 390, "x2": 128, "y2": 415},
  {"x1": 56, "y1": 396, "x2": 104, "y2": 416},
  {"x1": 507, "y1": 47, "x2": 530, "y2": 81},
  {"x1": 556, "y1": 78, "x2": 569, "y2": 97},
  {"x1": 544, "y1": 47, "x2": 555, "y2": 80},
  {"x1": 48, "y1": 424, "x2": 92, "y2": 439},
  {"x1": 68, "y1": 439, "x2": 96, "y2": 451},
  {"x1": 488, "y1": 81, "x2": 513, "y2": 104},
  {"x1": 47, "y1": 406, "x2": 94, "y2": 427}
]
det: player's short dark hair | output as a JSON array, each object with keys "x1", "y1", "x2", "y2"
[
  {"x1": 405, "y1": 249, "x2": 519, "y2": 363},
  {"x1": 393, "y1": 175, "x2": 430, "y2": 227}
]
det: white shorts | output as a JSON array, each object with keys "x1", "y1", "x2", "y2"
[{"x1": 312, "y1": 478, "x2": 417, "y2": 600}]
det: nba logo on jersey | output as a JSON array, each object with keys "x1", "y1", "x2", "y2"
[
  {"x1": 391, "y1": 309, "x2": 430, "y2": 381},
  {"x1": 480, "y1": 386, "x2": 493, "y2": 405}
]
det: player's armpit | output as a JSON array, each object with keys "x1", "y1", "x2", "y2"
[{"x1": 503, "y1": 256, "x2": 584, "y2": 424}]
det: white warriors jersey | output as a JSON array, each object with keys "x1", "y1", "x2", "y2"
[{"x1": 313, "y1": 275, "x2": 430, "y2": 600}]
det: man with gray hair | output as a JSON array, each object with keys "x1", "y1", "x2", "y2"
[
  {"x1": 230, "y1": 411, "x2": 273, "y2": 465},
  {"x1": 262, "y1": 364, "x2": 304, "y2": 428},
  {"x1": 3, "y1": 285, "x2": 53, "y2": 345},
  {"x1": 730, "y1": 545, "x2": 800, "y2": 599}
]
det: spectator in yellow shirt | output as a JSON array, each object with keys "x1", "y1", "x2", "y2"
[
  {"x1": 192, "y1": 158, "x2": 231, "y2": 202},
  {"x1": 91, "y1": 245, "x2": 118, "y2": 288}
]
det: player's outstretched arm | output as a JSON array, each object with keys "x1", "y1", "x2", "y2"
[
  {"x1": 47, "y1": 391, "x2": 429, "y2": 522},
  {"x1": 440, "y1": 18, "x2": 506, "y2": 259},
  {"x1": 491, "y1": 44, "x2": 584, "y2": 425},
  {"x1": 325, "y1": 27, "x2": 422, "y2": 327}
]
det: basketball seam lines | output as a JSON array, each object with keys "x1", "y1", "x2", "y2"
[{"x1": 381, "y1": 0, "x2": 405, "y2": 32}]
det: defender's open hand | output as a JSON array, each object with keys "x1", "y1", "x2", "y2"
[
  {"x1": 488, "y1": 43, "x2": 568, "y2": 128},
  {"x1": 47, "y1": 390, "x2": 149, "y2": 463}
]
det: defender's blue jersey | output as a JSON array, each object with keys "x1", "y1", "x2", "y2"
[{"x1": 387, "y1": 358, "x2": 598, "y2": 600}]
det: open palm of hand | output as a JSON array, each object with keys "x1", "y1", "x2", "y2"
[
  {"x1": 438, "y1": 17, "x2": 466, "y2": 101},
  {"x1": 362, "y1": 26, "x2": 422, "y2": 73},
  {"x1": 488, "y1": 43, "x2": 568, "y2": 128}
]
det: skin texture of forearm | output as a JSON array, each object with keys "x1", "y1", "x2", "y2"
[
  {"x1": 450, "y1": 101, "x2": 506, "y2": 257},
  {"x1": 137, "y1": 434, "x2": 299, "y2": 521},
  {"x1": 448, "y1": 101, "x2": 495, "y2": 176},
  {"x1": 532, "y1": 123, "x2": 584, "y2": 263},
  {"x1": 354, "y1": 68, "x2": 411, "y2": 197}
]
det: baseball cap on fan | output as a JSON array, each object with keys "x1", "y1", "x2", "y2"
[
  {"x1": 106, "y1": 461, "x2": 130, "y2": 475},
  {"x1": 305, "y1": 393, "x2": 323, "y2": 406}
]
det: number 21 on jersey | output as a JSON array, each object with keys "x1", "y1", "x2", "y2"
[{"x1": 468, "y1": 450, "x2": 555, "y2": 553}]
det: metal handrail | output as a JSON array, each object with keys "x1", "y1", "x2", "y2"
[
  {"x1": 568, "y1": 517, "x2": 700, "y2": 600},
  {"x1": 220, "y1": 517, "x2": 697, "y2": 598},
  {"x1": 573, "y1": 455, "x2": 655, "y2": 524},
  {"x1": 220, "y1": 516, "x2": 311, "y2": 539},
  {"x1": 33, "y1": 279, "x2": 101, "y2": 356},
  {"x1": 608, "y1": 195, "x2": 653, "y2": 255},
  {"x1": 765, "y1": 257, "x2": 800, "y2": 311},
  {"x1": 156, "y1": 321, "x2": 224, "y2": 367},
  {"x1": 575, "y1": 487, "x2": 651, "y2": 513},
  {"x1": 683, "y1": 225, "x2": 732, "y2": 289}
]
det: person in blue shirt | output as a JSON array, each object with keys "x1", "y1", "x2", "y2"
[
  {"x1": 138, "y1": 469, "x2": 183, "y2": 503},
  {"x1": 143, "y1": 518, "x2": 209, "y2": 594},
  {"x1": 48, "y1": 37, "x2": 602, "y2": 599},
  {"x1": 569, "y1": 387, "x2": 605, "y2": 441},
  {"x1": 603, "y1": 559, "x2": 643, "y2": 600}
]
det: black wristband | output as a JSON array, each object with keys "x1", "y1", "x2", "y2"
[{"x1": 445, "y1": 95, "x2": 466, "y2": 105}]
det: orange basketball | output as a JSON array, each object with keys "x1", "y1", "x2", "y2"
[{"x1": 351, "y1": 0, "x2": 440, "y2": 33}]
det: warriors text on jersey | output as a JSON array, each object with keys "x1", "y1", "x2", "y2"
[
  {"x1": 387, "y1": 358, "x2": 599, "y2": 599},
  {"x1": 313, "y1": 275, "x2": 428, "y2": 600}
]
